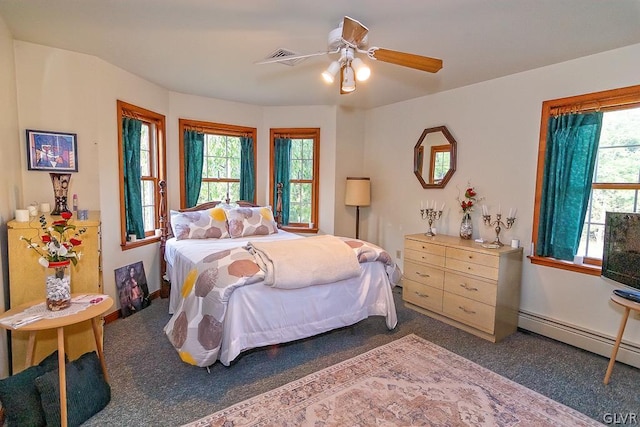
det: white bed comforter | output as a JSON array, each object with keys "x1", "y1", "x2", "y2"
[
  {"x1": 165, "y1": 232, "x2": 301, "y2": 314},
  {"x1": 246, "y1": 235, "x2": 361, "y2": 288},
  {"x1": 163, "y1": 236, "x2": 400, "y2": 367}
]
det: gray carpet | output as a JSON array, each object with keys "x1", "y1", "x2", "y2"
[{"x1": 83, "y1": 287, "x2": 640, "y2": 426}]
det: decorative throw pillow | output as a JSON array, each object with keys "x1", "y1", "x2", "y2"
[
  {"x1": 35, "y1": 351, "x2": 111, "y2": 427},
  {"x1": 227, "y1": 206, "x2": 278, "y2": 238},
  {"x1": 0, "y1": 350, "x2": 64, "y2": 427},
  {"x1": 169, "y1": 209, "x2": 180, "y2": 237},
  {"x1": 171, "y1": 207, "x2": 230, "y2": 240}
]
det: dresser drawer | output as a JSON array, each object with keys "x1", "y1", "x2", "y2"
[
  {"x1": 403, "y1": 279, "x2": 443, "y2": 312},
  {"x1": 446, "y1": 247, "x2": 499, "y2": 269},
  {"x1": 444, "y1": 272, "x2": 497, "y2": 306},
  {"x1": 404, "y1": 260, "x2": 445, "y2": 289},
  {"x1": 405, "y1": 239, "x2": 446, "y2": 257},
  {"x1": 445, "y1": 258, "x2": 499, "y2": 281},
  {"x1": 443, "y1": 292, "x2": 495, "y2": 334},
  {"x1": 405, "y1": 248, "x2": 446, "y2": 267}
]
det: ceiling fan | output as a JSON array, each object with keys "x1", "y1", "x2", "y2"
[{"x1": 257, "y1": 16, "x2": 443, "y2": 94}]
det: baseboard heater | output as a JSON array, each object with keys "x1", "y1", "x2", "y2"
[{"x1": 518, "y1": 309, "x2": 640, "y2": 369}]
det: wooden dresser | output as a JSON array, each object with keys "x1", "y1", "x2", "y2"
[
  {"x1": 403, "y1": 233, "x2": 523, "y2": 342},
  {"x1": 7, "y1": 211, "x2": 103, "y2": 372}
]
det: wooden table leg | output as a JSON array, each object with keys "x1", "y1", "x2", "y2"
[
  {"x1": 604, "y1": 307, "x2": 630, "y2": 385},
  {"x1": 91, "y1": 317, "x2": 109, "y2": 382},
  {"x1": 57, "y1": 327, "x2": 68, "y2": 427},
  {"x1": 25, "y1": 331, "x2": 37, "y2": 367}
]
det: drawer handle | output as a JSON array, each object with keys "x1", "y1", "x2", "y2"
[
  {"x1": 414, "y1": 291, "x2": 429, "y2": 298},
  {"x1": 458, "y1": 306, "x2": 476, "y2": 314},
  {"x1": 460, "y1": 283, "x2": 478, "y2": 291},
  {"x1": 416, "y1": 272, "x2": 430, "y2": 278}
]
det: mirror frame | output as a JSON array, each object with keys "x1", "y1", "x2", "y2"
[{"x1": 413, "y1": 125, "x2": 457, "y2": 189}]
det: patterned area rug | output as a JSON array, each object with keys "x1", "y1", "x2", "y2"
[{"x1": 185, "y1": 334, "x2": 603, "y2": 426}]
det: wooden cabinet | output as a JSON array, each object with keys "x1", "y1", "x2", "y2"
[
  {"x1": 403, "y1": 234, "x2": 522, "y2": 342},
  {"x1": 7, "y1": 211, "x2": 102, "y2": 372}
]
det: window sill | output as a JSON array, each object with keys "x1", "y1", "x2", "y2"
[
  {"x1": 121, "y1": 236, "x2": 161, "y2": 250},
  {"x1": 528, "y1": 255, "x2": 601, "y2": 276},
  {"x1": 281, "y1": 226, "x2": 318, "y2": 234}
]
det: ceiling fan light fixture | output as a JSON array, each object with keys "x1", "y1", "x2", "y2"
[
  {"x1": 351, "y1": 58, "x2": 370, "y2": 81},
  {"x1": 322, "y1": 61, "x2": 341, "y2": 83},
  {"x1": 341, "y1": 65, "x2": 356, "y2": 92}
]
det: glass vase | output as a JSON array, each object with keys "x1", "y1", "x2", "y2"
[
  {"x1": 46, "y1": 261, "x2": 71, "y2": 311},
  {"x1": 460, "y1": 212, "x2": 473, "y2": 240}
]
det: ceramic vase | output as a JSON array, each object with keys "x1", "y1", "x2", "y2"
[{"x1": 49, "y1": 173, "x2": 72, "y2": 216}]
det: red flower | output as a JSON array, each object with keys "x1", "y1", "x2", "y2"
[
  {"x1": 52, "y1": 220, "x2": 67, "y2": 226},
  {"x1": 457, "y1": 183, "x2": 482, "y2": 214},
  {"x1": 41, "y1": 235, "x2": 51, "y2": 243},
  {"x1": 61, "y1": 211, "x2": 72, "y2": 220},
  {"x1": 69, "y1": 238, "x2": 82, "y2": 246}
]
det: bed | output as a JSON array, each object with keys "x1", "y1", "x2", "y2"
[{"x1": 158, "y1": 187, "x2": 399, "y2": 368}]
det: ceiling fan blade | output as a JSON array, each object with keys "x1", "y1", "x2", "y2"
[
  {"x1": 341, "y1": 16, "x2": 369, "y2": 47},
  {"x1": 369, "y1": 47, "x2": 443, "y2": 73},
  {"x1": 255, "y1": 50, "x2": 337, "y2": 65}
]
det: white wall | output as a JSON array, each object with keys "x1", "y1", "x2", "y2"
[
  {"x1": 262, "y1": 105, "x2": 338, "y2": 234},
  {"x1": 13, "y1": 41, "x2": 170, "y2": 312},
  {"x1": 168, "y1": 92, "x2": 263, "y2": 209},
  {"x1": 365, "y1": 43, "x2": 640, "y2": 360},
  {"x1": 0, "y1": 13, "x2": 21, "y2": 378},
  {"x1": 9, "y1": 42, "x2": 349, "y2": 320},
  {"x1": 6, "y1": 31, "x2": 640, "y2": 370},
  {"x1": 334, "y1": 106, "x2": 367, "y2": 240}
]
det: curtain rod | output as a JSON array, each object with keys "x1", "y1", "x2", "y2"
[
  {"x1": 183, "y1": 125, "x2": 251, "y2": 138},
  {"x1": 122, "y1": 109, "x2": 143, "y2": 120},
  {"x1": 549, "y1": 93, "x2": 640, "y2": 116}
]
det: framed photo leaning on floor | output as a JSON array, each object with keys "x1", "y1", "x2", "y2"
[{"x1": 114, "y1": 261, "x2": 151, "y2": 318}]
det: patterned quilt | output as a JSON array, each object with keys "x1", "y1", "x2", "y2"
[{"x1": 163, "y1": 238, "x2": 401, "y2": 367}]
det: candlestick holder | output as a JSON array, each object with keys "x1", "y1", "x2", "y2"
[
  {"x1": 420, "y1": 208, "x2": 442, "y2": 236},
  {"x1": 483, "y1": 213, "x2": 516, "y2": 246}
]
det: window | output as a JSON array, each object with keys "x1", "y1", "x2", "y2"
[
  {"x1": 178, "y1": 119, "x2": 256, "y2": 207},
  {"x1": 117, "y1": 100, "x2": 166, "y2": 248},
  {"x1": 270, "y1": 128, "x2": 320, "y2": 232},
  {"x1": 531, "y1": 85, "x2": 640, "y2": 275},
  {"x1": 430, "y1": 145, "x2": 451, "y2": 184}
]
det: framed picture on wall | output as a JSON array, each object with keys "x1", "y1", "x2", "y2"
[
  {"x1": 114, "y1": 261, "x2": 151, "y2": 318},
  {"x1": 26, "y1": 129, "x2": 78, "y2": 172}
]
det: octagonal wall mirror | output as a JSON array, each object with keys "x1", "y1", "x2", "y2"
[{"x1": 414, "y1": 125, "x2": 457, "y2": 189}]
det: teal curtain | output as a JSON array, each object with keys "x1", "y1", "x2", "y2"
[
  {"x1": 239, "y1": 136, "x2": 255, "y2": 202},
  {"x1": 122, "y1": 117, "x2": 145, "y2": 238},
  {"x1": 537, "y1": 112, "x2": 603, "y2": 260},
  {"x1": 183, "y1": 129, "x2": 204, "y2": 208},
  {"x1": 274, "y1": 137, "x2": 291, "y2": 225}
]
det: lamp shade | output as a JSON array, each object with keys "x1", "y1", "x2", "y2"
[
  {"x1": 341, "y1": 65, "x2": 356, "y2": 93},
  {"x1": 322, "y1": 61, "x2": 340, "y2": 83},
  {"x1": 345, "y1": 177, "x2": 371, "y2": 207},
  {"x1": 351, "y1": 58, "x2": 371, "y2": 81}
]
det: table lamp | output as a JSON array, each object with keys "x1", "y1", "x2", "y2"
[{"x1": 345, "y1": 177, "x2": 371, "y2": 239}]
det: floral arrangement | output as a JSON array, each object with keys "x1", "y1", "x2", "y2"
[
  {"x1": 21, "y1": 212, "x2": 86, "y2": 267},
  {"x1": 457, "y1": 184, "x2": 482, "y2": 215}
]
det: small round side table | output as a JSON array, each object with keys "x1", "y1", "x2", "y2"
[
  {"x1": 0, "y1": 295, "x2": 113, "y2": 427},
  {"x1": 604, "y1": 293, "x2": 640, "y2": 385}
]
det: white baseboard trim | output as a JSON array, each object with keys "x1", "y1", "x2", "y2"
[{"x1": 518, "y1": 309, "x2": 640, "y2": 369}]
